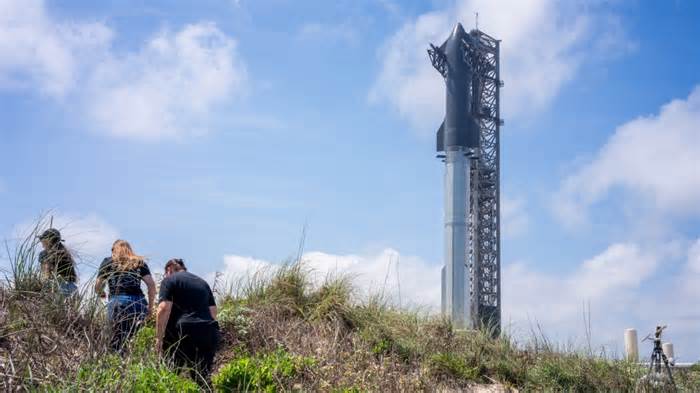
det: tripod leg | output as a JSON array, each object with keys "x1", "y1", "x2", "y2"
[{"x1": 661, "y1": 353, "x2": 677, "y2": 391}]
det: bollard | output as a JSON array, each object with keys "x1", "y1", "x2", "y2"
[
  {"x1": 662, "y1": 342, "x2": 674, "y2": 361},
  {"x1": 624, "y1": 328, "x2": 639, "y2": 362}
]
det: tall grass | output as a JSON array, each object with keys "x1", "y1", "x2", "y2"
[
  {"x1": 0, "y1": 222, "x2": 198, "y2": 392},
  {"x1": 4, "y1": 221, "x2": 44, "y2": 294},
  {"x1": 2, "y1": 222, "x2": 699, "y2": 391}
]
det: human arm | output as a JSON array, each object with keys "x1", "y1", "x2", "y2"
[
  {"x1": 94, "y1": 277, "x2": 107, "y2": 298},
  {"x1": 155, "y1": 300, "x2": 172, "y2": 355},
  {"x1": 38, "y1": 251, "x2": 51, "y2": 280},
  {"x1": 207, "y1": 284, "x2": 217, "y2": 320},
  {"x1": 95, "y1": 258, "x2": 110, "y2": 298},
  {"x1": 142, "y1": 274, "x2": 156, "y2": 315}
]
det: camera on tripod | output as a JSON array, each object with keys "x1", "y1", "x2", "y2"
[{"x1": 635, "y1": 325, "x2": 677, "y2": 392}]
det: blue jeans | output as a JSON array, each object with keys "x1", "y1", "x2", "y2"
[
  {"x1": 58, "y1": 281, "x2": 78, "y2": 296},
  {"x1": 108, "y1": 294, "x2": 147, "y2": 352}
]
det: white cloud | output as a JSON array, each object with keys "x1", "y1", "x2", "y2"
[
  {"x1": 0, "y1": 0, "x2": 112, "y2": 97},
  {"x1": 555, "y1": 86, "x2": 700, "y2": 226},
  {"x1": 219, "y1": 244, "x2": 658, "y2": 324},
  {"x1": 501, "y1": 195, "x2": 529, "y2": 238},
  {"x1": 369, "y1": 0, "x2": 628, "y2": 132},
  {"x1": 86, "y1": 23, "x2": 247, "y2": 140},
  {"x1": 680, "y1": 238, "x2": 700, "y2": 297},
  {"x1": 0, "y1": 0, "x2": 247, "y2": 140},
  {"x1": 4, "y1": 212, "x2": 119, "y2": 287},
  {"x1": 503, "y1": 243, "x2": 657, "y2": 328},
  {"x1": 219, "y1": 248, "x2": 442, "y2": 309},
  {"x1": 11, "y1": 213, "x2": 119, "y2": 262},
  {"x1": 218, "y1": 242, "x2": 700, "y2": 359}
]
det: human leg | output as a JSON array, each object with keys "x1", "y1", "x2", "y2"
[
  {"x1": 58, "y1": 281, "x2": 77, "y2": 296},
  {"x1": 108, "y1": 295, "x2": 147, "y2": 352}
]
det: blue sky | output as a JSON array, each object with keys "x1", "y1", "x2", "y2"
[{"x1": 1, "y1": 0, "x2": 699, "y2": 359}]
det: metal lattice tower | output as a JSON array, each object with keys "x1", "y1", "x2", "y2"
[{"x1": 466, "y1": 29, "x2": 502, "y2": 332}]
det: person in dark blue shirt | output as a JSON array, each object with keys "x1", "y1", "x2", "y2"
[
  {"x1": 95, "y1": 239, "x2": 156, "y2": 352},
  {"x1": 156, "y1": 258, "x2": 219, "y2": 386}
]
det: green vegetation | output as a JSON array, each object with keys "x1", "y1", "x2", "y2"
[
  {"x1": 56, "y1": 354, "x2": 199, "y2": 392},
  {"x1": 212, "y1": 348, "x2": 315, "y2": 392},
  {"x1": 2, "y1": 223, "x2": 700, "y2": 391}
]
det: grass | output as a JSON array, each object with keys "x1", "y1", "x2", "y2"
[{"x1": 1, "y1": 226, "x2": 700, "y2": 391}]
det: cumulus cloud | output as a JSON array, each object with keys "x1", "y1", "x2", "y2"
[
  {"x1": 219, "y1": 244, "x2": 659, "y2": 324},
  {"x1": 0, "y1": 0, "x2": 247, "y2": 140},
  {"x1": 219, "y1": 248, "x2": 442, "y2": 309},
  {"x1": 680, "y1": 238, "x2": 700, "y2": 298},
  {"x1": 0, "y1": 0, "x2": 112, "y2": 97},
  {"x1": 86, "y1": 23, "x2": 247, "y2": 140},
  {"x1": 369, "y1": 0, "x2": 629, "y2": 132},
  {"x1": 217, "y1": 242, "x2": 700, "y2": 358},
  {"x1": 4, "y1": 212, "x2": 119, "y2": 287},
  {"x1": 503, "y1": 243, "x2": 657, "y2": 327},
  {"x1": 554, "y1": 86, "x2": 700, "y2": 227},
  {"x1": 11, "y1": 213, "x2": 119, "y2": 261}
]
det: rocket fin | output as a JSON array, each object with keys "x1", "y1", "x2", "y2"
[{"x1": 436, "y1": 120, "x2": 445, "y2": 152}]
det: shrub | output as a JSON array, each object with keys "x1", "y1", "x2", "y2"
[
  {"x1": 56, "y1": 354, "x2": 199, "y2": 392},
  {"x1": 307, "y1": 276, "x2": 353, "y2": 324},
  {"x1": 212, "y1": 348, "x2": 315, "y2": 392},
  {"x1": 131, "y1": 326, "x2": 156, "y2": 358},
  {"x1": 218, "y1": 299, "x2": 252, "y2": 338},
  {"x1": 428, "y1": 352, "x2": 480, "y2": 381}
]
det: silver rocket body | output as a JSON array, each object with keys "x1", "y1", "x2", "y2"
[
  {"x1": 443, "y1": 148, "x2": 471, "y2": 328},
  {"x1": 430, "y1": 23, "x2": 480, "y2": 329}
]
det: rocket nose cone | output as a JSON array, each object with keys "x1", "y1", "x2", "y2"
[{"x1": 451, "y1": 23, "x2": 466, "y2": 38}]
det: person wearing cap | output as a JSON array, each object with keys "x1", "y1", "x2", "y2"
[
  {"x1": 95, "y1": 239, "x2": 156, "y2": 352},
  {"x1": 155, "y1": 258, "x2": 219, "y2": 386},
  {"x1": 38, "y1": 228, "x2": 78, "y2": 296}
]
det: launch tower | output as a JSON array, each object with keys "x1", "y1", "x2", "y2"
[{"x1": 430, "y1": 25, "x2": 502, "y2": 332}]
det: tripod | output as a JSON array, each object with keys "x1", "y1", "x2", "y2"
[{"x1": 638, "y1": 325, "x2": 676, "y2": 392}]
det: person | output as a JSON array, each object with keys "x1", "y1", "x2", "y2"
[
  {"x1": 95, "y1": 239, "x2": 156, "y2": 352},
  {"x1": 156, "y1": 258, "x2": 219, "y2": 386},
  {"x1": 37, "y1": 228, "x2": 78, "y2": 296}
]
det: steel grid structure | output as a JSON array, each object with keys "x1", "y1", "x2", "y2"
[{"x1": 466, "y1": 29, "x2": 502, "y2": 332}]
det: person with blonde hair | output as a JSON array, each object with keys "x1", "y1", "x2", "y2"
[{"x1": 95, "y1": 239, "x2": 156, "y2": 352}]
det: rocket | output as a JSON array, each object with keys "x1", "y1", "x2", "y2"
[
  {"x1": 429, "y1": 22, "x2": 479, "y2": 329},
  {"x1": 431, "y1": 23, "x2": 480, "y2": 153}
]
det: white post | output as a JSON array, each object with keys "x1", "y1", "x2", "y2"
[
  {"x1": 444, "y1": 148, "x2": 471, "y2": 329},
  {"x1": 663, "y1": 342, "x2": 675, "y2": 361},
  {"x1": 624, "y1": 328, "x2": 639, "y2": 362}
]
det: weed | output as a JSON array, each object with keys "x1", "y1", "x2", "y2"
[{"x1": 212, "y1": 348, "x2": 315, "y2": 392}]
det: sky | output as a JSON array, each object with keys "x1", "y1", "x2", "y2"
[{"x1": 1, "y1": 0, "x2": 699, "y2": 360}]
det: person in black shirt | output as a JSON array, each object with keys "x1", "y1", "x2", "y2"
[
  {"x1": 37, "y1": 228, "x2": 78, "y2": 296},
  {"x1": 156, "y1": 258, "x2": 219, "y2": 386},
  {"x1": 96, "y1": 239, "x2": 156, "y2": 352}
]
